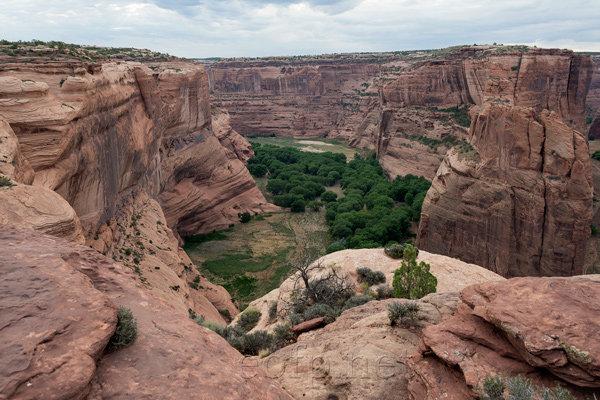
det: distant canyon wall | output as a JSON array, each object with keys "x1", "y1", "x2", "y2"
[{"x1": 208, "y1": 60, "x2": 381, "y2": 139}]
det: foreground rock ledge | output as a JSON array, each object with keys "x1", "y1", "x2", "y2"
[
  {"x1": 409, "y1": 276, "x2": 600, "y2": 399},
  {"x1": 0, "y1": 225, "x2": 292, "y2": 400}
]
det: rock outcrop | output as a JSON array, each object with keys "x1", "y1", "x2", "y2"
[
  {"x1": 258, "y1": 295, "x2": 459, "y2": 400},
  {"x1": 238, "y1": 248, "x2": 504, "y2": 333},
  {"x1": 417, "y1": 105, "x2": 593, "y2": 277},
  {"x1": 0, "y1": 225, "x2": 292, "y2": 400},
  {"x1": 409, "y1": 275, "x2": 600, "y2": 399},
  {"x1": 0, "y1": 116, "x2": 85, "y2": 243}
]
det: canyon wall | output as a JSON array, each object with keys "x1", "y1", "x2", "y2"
[
  {"x1": 411, "y1": 49, "x2": 594, "y2": 277},
  {"x1": 0, "y1": 59, "x2": 276, "y2": 322},
  {"x1": 207, "y1": 59, "x2": 381, "y2": 138}
]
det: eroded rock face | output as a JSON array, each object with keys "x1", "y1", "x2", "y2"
[
  {"x1": 0, "y1": 61, "x2": 270, "y2": 239},
  {"x1": 417, "y1": 105, "x2": 593, "y2": 277},
  {"x1": 409, "y1": 276, "x2": 600, "y2": 399},
  {"x1": 0, "y1": 225, "x2": 292, "y2": 400},
  {"x1": 208, "y1": 62, "x2": 380, "y2": 139},
  {"x1": 382, "y1": 48, "x2": 593, "y2": 132},
  {"x1": 0, "y1": 226, "x2": 117, "y2": 400},
  {"x1": 0, "y1": 116, "x2": 85, "y2": 244},
  {"x1": 259, "y1": 295, "x2": 460, "y2": 400}
]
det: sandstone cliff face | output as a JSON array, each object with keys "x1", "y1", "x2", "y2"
[
  {"x1": 409, "y1": 275, "x2": 600, "y2": 399},
  {"x1": 0, "y1": 225, "x2": 292, "y2": 400},
  {"x1": 0, "y1": 60, "x2": 271, "y2": 322},
  {"x1": 382, "y1": 48, "x2": 593, "y2": 132},
  {"x1": 0, "y1": 60, "x2": 270, "y2": 239},
  {"x1": 208, "y1": 62, "x2": 380, "y2": 138},
  {"x1": 417, "y1": 104, "x2": 593, "y2": 277}
]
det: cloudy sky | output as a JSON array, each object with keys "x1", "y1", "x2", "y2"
[{"x1": 1, "y1": 0, "x2": 598, "y2": 58}]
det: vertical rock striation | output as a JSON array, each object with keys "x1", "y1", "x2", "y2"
[{"x1": 416, "y1": 105, "x2": 593, "y2": 277}]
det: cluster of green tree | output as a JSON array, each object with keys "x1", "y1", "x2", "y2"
[
  {"x1": 325, "y1": 153, "x2": 430, "y2": 250},
  {"x1": 248, "y1": 143, "x2": 347, "y2": 212},
  {"x1": 247, "y1": 144, "x2": 430, "y2": 251}
]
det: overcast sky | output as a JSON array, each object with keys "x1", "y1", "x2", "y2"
[{"x1": 1, "y1": 0, "x2": 598, "y2": 58}]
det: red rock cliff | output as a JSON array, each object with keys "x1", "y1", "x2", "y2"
[{"x1": 416, "y1": 104, "x2": 593, "y2": 277}]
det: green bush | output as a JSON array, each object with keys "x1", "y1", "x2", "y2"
[
  {"x1": 392, "y1": 244, "x2": 436, "y2": 299},
  {"x1": 387, "y1": 301, "x2": 420, "y2": 326},
  {"x1": 589, "y1": 135, "x2": 595, "y2": 141},
  {"x1": 321, "y1": 190, "x2": 338, "y2": 202},
  {"x1": 342, "y1": 295, "x2": 375, "y2": 310},
  {"x1": 290, "y1": 199, "x2": 306, "y2": 212},
  {"x1": 356, "y1": 267, "x2": 386, "y2": 286},
  {"x1": 235, "y1": 330, "x2": 273, "y2": 356},
  {"x1": 272, "y1": 323, "x2": 295, "y2": 350},
  {"x1": 303, "y1": 303, "x2": 337, "y2": 323},
  {"x1": 0, "y1": 175, "x2": 15, "y2": 187},
  {"x1": 237, "y1": 308, "x2": 261, "y2": 332},
  {"x1": 326, "y1": 244, "x2": 345, "y2": 254},
  {"x1": 374, "y1": 285, "x2": 394, "y2": 299},
  {"x1": 478, "y1": 375, "x2": 573, "y2": 400},
  {"x1": 107, "y1": 306, "x2": 138, "y2": 352},
  {"x1": 238, "y1": 212, "x2": 252, "y2": 223},
  {"x1": 268, "y1": 301, "x2": 278, "y2": 321},
  {"x1": 592, "y1": 150, "x2": 600, "y2": 160},
  {"x1": 384, "y1": 243, "x2": 419, "y2": 259}
]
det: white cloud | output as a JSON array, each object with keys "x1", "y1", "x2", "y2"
[{"x1": 0, "y1": 0, "x2": 597, "y2": 57}]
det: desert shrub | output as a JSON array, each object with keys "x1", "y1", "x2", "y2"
[
  {"x1": 304, "y1": 303, "x2": 337, "y2": 323},
  {"x1": 342, "y1": 295, "x2": 375, "y2": 311},
  {"x1": 592, "y1": 150, "x2": 600, "y2": 160},
  {"x1": 478, "y1": 375, "x2": 574, "y2": 400},
  {"x1": 384, "y1": 243, "x2": 419, "y2": 259},
  {"x1": 0, "y1": 175, "x2": 15, "y2": 187},
  {"x1": 356, "y1": 267, "x2": 386, "y2": 286},
  {"x1": 392, "y1": 244, "x2": 436, "y2": 299},
  {"x1": 218, "y1": 308, "x2": 232, "y2": 322},
  {"x1": 374, "y1": 285, "x2": 395, "y2": 299},
  {"x1": 237, "y1": 330, "x2": 273, "y2": 356},
  {"x1": 272, "y1": 323, "x2": 295, "y2": 350},
  {"x1": 589, "y1": 135, "x2": 595, "y2": 141},
  {"x1": 268, "y1": 301, "x2": 278, "y2": 321},
  {"x1": 238, "y1": 212, "x2": 251, "y2": 223},
  {"x1": 387, "y1": 301, "x2": 420, "y2": 326},
  {"x1": 237, "y1": 308, "x2": 261, "y2": 332},
  {"x1": 107, "y1": 306, "x2": 138, "y2": 351}
]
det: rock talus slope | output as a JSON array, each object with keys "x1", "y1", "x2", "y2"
[{"x1": 0, "y1": 225, "x2": 292, "y2": 400}]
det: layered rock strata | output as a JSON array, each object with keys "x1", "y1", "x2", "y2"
[
  {"x1": 417, "y1": 105, "x2": 593, "y2": 277},
  {"x1": 0, "y1": 225, "x2": 292, "y2": 400},
  {"x1": 0, "y1": 61, "x2": 271, "y2": 239}
]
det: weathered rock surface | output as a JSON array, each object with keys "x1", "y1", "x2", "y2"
[
  {"x1": 237, "y1": 248, "x2": 503, "y2": 334},
  {"x1": 0, "y1": 61, "x2": 270, "y2": 239},
  {"x1": 258, "y1": 294, "x2": 459, "y2": 400},
  {"x1": 0, "y1": 116, "x2": 34, "y2": 184},
  {"x1": 0, "y1": 227, "x2": 117, "y2": 400},
  {"x1": 409, "y1": 276, "x2": 600, "y2": 399},
  {"x1": 0, "y1": 225, "x2": 292, "y2": 400},
  {"x1": 417, "y1": 105, "x2": 593, "y2": 277}
]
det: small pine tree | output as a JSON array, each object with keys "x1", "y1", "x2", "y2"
[{"x1": 392, "y1": 244, "x2": 437, "y2": 299}]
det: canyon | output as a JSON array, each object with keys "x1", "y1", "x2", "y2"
[{"x1": 1, "y1": 43, "x2": 599, "y2": 400}]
